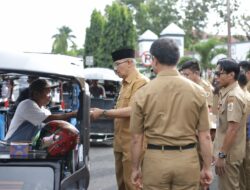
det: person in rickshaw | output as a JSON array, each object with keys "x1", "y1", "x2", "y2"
[{"x1": 5, "y1": 79, "x2": 77, "y2": 142}]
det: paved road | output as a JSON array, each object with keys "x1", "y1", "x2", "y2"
[
  {"x1": 88, "y1": 145, "x2": 116, "y2": 190},
  {"x1": 88, "y1": 145, "x2": 218, "y2": 190}
]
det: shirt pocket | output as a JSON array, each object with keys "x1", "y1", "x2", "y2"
[
  {"x1": 120, "y1": 92, "x2": 132, "y2": 107},
  {"x1": 218, "y1": 105, "x2": 227, "y2": 132},
  {"x1": 219, "y1": 104, "x2": 226, "y2": 114},
  {"x1": 116, "y1": 90, "x2": 132, "y2": 108}
]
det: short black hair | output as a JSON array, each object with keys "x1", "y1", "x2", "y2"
[
  {"x1": 239, "y1": 61, "x2": 250, "y2": 72},
  {"x1": 29, "y1": 79, "x2": 50, "y2": 98},
  {"x1": 238, "y1": 72, "x2": 248, "y2": 87},
  {"x1": 150, "y1": 38, "x2": 179, "y2": 66},
  {"x1": 217, "y1": 58, "x2": 239, "y2": 80},
  {"x1": 181, "y1": 60, "x2": 200, "y2": 72}
]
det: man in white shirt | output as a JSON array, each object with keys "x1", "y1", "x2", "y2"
[{"x1": 5, "y1": 79, "x2": 77, "y2": 142}]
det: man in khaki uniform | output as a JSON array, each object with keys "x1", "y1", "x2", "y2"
[
  {"x1": 130, "y1": 38, "x2": 213, "y2": 190},
  {"x1": 180, "y1": 60, "x2": 216, "y2": 142},
  {"x1": 90, "y1": 48, "x2": 149, "y2": 190},
  {"x1": 238, "y1": 61, "x2": 250, "y2": 190},
  {"x1": 180, "y1": 60, "x2": 214, "y2": 108},
  {"x1": 213, "y1": 58, "x2": 247, "y2": 190}
]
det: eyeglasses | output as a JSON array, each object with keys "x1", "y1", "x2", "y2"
[
  {"x1": 182, "y1": 72, "x2": 191, "y2": 77},
  {"x1": 214, "y1": 71, "x2": 227, "y2": 77},
  {"x1": 113, "y1": 60, "x2": 128, "y2": 67},
  {"x1": 240, "y1": 67, "x2": 247, "y2": 74}
]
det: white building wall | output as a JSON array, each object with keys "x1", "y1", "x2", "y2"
[
  {"x1": 216, "y1": 41, "x2": 250, "y2": 61},
  {"x1": 138, "y1": 41, "x2": 154, "y2": 57},
  {"x1": 160, "y1": 36, "x2": 184, "y2": 57}
]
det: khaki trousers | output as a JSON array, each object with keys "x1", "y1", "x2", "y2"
[
  {"x1": 240, "y1": 141, "x2": 250, "y2": 190},
  {"x1": 218, "y1": 160, "x2": 242, "y2": 190},
  {"x1": 142, "y1": 148, "x2": 200, "y2": 190},
  {"x1": 114, "y1": 151, "x2": 135, "y2": 190}
]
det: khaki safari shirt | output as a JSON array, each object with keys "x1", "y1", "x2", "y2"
[
  {"x1": 213, "y1": 82, "x2": 247, "y2": 162},
  {"x1": 114, "y1": 69, "x2": 148, "y2": 152},
  {"x1": 199, "y1": 79, "x2": 214, "y2": 107},
  {"x1": 243, "y1": 86, "x2": 250, "y2": 141},
  {"x1": 130, "y1": 69, "x2": 210, "y2": 146}
]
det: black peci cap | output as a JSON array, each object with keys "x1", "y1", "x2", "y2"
[{"x1": 111, "y1": 48, "x2": 135, "y2": 62}]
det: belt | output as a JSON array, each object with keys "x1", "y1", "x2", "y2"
[{"x1": 147, "y1": 143, "x2": 196, "y2": 151}]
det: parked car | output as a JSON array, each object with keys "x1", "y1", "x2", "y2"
[
  {"x1": 83, "y1": 67, "x2": 121, "y2": 145},
  {"x1": 0, "y1": 50, "x2": 91, "y2": 190}
]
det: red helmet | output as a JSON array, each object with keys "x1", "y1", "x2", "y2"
[{"x1": 33, "y1": 120, "x2": 79, "y2": 157}]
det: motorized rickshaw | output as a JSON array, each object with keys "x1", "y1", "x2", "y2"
[{"x1": 0, "y1": 50, "x2": 90, "y2": 190}]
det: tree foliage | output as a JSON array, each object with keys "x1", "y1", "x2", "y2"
[
  {"x1": 211, "y1": 0, "x2": 239, "y2": 27},
  {"x1": 120, "y1": 0, "x2": 180, "y2": 35},
  {"x1": 247, "y1": 50, "x2": 250, "y2": 61},
  {"x1": 52, "y1": 26, "x2": 76, "y2": 54},
  {"x1": 97, "y1": 2, "x2": 137, "y2": 68},
  {"x1": 238, "y1": 14, "x2": 250, "y2": 41},
  {"x1": 193, "y1": 38, "x2": 221, "y2": 70},
  {"x1": 84, "y1": 10, "x2": 106, "y2": 66},
  {"x1": 120, "y1": 0, "x2": 221, "y2": 49},
  {"x1": 177, "y1": 56, "x2": 194, "y2": 70},
  {"x1": 180, "y1": 0, "x2": 213, "y2": 48}
]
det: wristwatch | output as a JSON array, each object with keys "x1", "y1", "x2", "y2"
[
  {"x1": 102, "y1": 110, "x2": 107, "y2": 118},
  {"x1": 218, "y1": 152, "x2": 227, "y2": 159}
]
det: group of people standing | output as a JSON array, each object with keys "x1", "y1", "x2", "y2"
[{"x1": 90, "y1": 38, "x2": 250, "y2": 190}]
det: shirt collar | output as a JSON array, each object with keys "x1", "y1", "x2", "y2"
[
  {"x1": 123, "y1": 69, "x2": 140, "y2": 84},
  {"x1": 220, "y1": 81, "x2": 238, "y2": 98},
  {"x1": 157, "y1": 69, "x2": 180, "y2": 77}
]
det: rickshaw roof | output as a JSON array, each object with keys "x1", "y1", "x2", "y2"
[
  {"x1": 0, "y1": 50, "x2": 84, "y2": 78},
  {"x1": 83, "y1": 67, "x2": 122, "y2": 82}
]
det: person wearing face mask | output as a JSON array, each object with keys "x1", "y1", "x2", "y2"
[{"x1": 4, "y1": 79, "x2": 77, "y2": 142}]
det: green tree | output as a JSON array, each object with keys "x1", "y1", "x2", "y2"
[
  {"x1": 181, "y1": 0, "x2": 214, "y2": 48},
  {"x1": 52, "y1": 26, "x2": 76, "y2": 54},
  {"x1": 98, "y1": 2, "x2": 137, "y2": 68},
  {"x1": 121, "y1": 0, "x2": 180, "y2": 35},
  {"x1": 211, "y1": 0, "x2": 240, "y2": 29},
  {"x1": 84, "y1": 10, "x2": 105, "y2": 67},
  {"x1": 246, "y1": 50, "x2": 250, "y2": 61},
  {"x1": 238, "y1": 14, "x2": 250, "y2": 41},
  {"x1": 121, "y1": 0, "x2": 221, "y2": 49},
  {"x1": 193, "y1": 38, "x2": 221, "y2": 70},
  {"x1": 177, "y1": 56, "x2": 194, "y2": 70}
]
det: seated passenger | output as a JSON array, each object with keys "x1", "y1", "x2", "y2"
[
  {"x1": 4, "y1": 79, "x2": 77, "y2": 142},
  {"x1": 90, "y1": 80, "x2": 106, "y2": 98},
  {"x1": 8, "y1": 75, "x2": 39, "y2": 119},
  {"x1": 103, "y1": 81, "x2": 117, "y2": 98}
]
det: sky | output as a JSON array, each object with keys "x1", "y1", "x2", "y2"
[
  {"x1": 0, "y1": 0, "x2": 248, "y2": 53},
  {"x1": 0, "y1": 0, "x2": 114, "y2": 53}
]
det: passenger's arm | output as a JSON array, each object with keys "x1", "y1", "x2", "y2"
[{"x1": 44, "y1": 111, "x2": 77, "y2": 123}]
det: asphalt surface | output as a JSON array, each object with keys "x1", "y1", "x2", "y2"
[{"x1": 88, "y1": 145, "x2": 116, "y2": 190}]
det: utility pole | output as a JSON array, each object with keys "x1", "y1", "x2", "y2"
[{"x1": 227, "y1": 0, "x2": 232, "y2": 58}]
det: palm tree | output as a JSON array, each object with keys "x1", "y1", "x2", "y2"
[
  {"x1": 247, "y1": 50, "x2": 250, "y2": 61},
  {"x1": 193, "y1": 38, "x2": 221, "y2": 71},
  {"x1": 52, "y1": 26, "x2": 76, "y2": 54}
]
